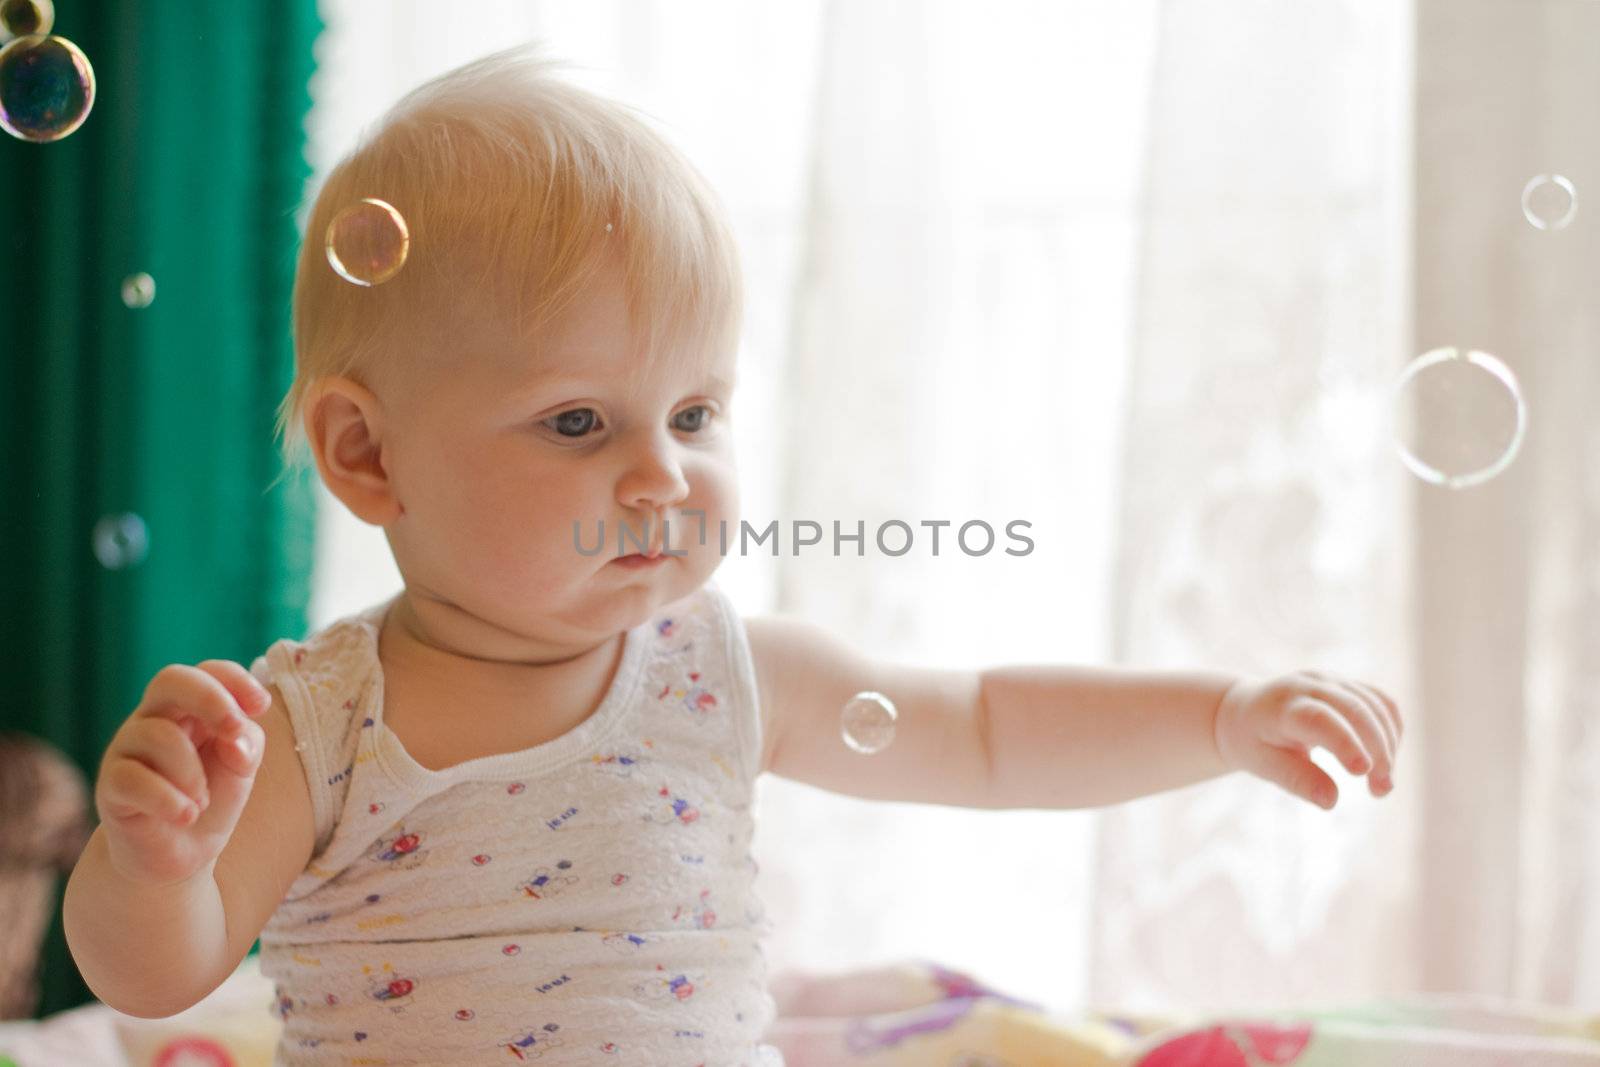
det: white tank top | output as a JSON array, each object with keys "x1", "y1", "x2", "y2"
[{"x1": 247, "y1": 579, "x2": 782, "y2": 1066}]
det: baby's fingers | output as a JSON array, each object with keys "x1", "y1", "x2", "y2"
[
  {"x1": 1307, "y1": 679, "x2": 1394, "y2": 788},
  {"x1": 1253, "y1": 743, "x2": 1340, "y2": 810},
  {"x1": 194, "y1": 660, "x2": 273, "y2": 719},
  {"x1": 1348, "y1": 679, "x2": 1403, "y2": 752},
  {"x1": 137, "y1": 662, "x2": 265, "y2": 758},
  {"x1": 99, "y1": 754, "x2": 202, "y2": 826},
  {"x1": 1282, "y1": 696, "x2": 1372, "y2": 777},
  {"x1": 113, "y1": 716, "x2": 209, "y2": 810}
]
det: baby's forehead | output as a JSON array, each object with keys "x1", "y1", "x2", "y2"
[
  {"x1": 486, "y1": 346, "x2": 737, "y2": 398},
  {"x1": 414, "y1": 303, "x2": 728, "y2": 392}
]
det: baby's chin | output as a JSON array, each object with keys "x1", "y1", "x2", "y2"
[{"x1": 561, "y1": 558, "x2": 707, "y2": 627}]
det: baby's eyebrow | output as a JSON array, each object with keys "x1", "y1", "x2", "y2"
[{"x1": 510, "y1": 370, "x2": 737, "y2": 399}]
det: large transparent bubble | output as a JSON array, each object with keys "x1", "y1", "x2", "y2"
[
  {"x1": 0, "y1": 32, "x2": 94, "y2": 143},
  {"x1": 1392, "y1": 347, "x2": 1527, "y2": 489},
  {"x1": 325, "y1": 198, "x2": 410, "y2": 286},
  {"x1": 1521, "y1": 174, "x2": 1577, "y2": 231}
]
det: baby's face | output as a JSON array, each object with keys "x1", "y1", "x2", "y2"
[{"x1": 379, "y1": 258, "x2": 739, "y2": 649}]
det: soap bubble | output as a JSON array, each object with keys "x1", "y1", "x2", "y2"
[
  {"x1": 120, "y1": 272, "x2": 155, "y2": 308},
  {"x1": 0, "y1": 0, "x2": 52, "y2": 41},
  {"x1": 92, "y1": 512, "x2": 148, "y2": 570},
  {"x1": 1392, "y1": 347, "x2": 1526, "y2": 489},
  {"x1": 841, "y1": 691, "x2": 898, "y2": 755},
  {"x1": 0, "y1": 33, "x2": 94, "y2": 143},
  {"x1": 325, "y1": 198, "x2": 410, "y2": 286},
  {"x1": 1521, "y1": 174, "x2": 1577, "y2": 231}
]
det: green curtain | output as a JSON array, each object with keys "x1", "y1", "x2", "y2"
[{"x1": 0, "y1": 1, "x2": 321, "y2": 1018}]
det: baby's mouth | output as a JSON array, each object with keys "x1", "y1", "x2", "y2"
[{"x1": 603, "y1": 509, "x2": 678, "y2": 562}]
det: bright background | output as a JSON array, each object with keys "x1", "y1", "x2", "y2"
[{"x1": 298, "y1": 0, "x2": 1600, "y2": 1014}]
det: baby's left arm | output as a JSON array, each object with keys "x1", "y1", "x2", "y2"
[{"x1": 745, "y1": 615, "x2": 1402, "y2": 811}]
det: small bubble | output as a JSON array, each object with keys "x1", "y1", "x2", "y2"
[
  {"x1": 1392, "y1": 347, "x2": 1526, "y2": 490},
  {"x1": 0, "y1": 32, "x2": 94, "y2": 143},
  {"x1": 92, "y1": 512, "x2": 148, "y2": 570},
  {"x1": 0, "y1": 0, "x2": 52, "y2": 41},
  {"x1": 120, "y1": 272, "x2": 155, "y2": 308},
  {"x1": 325, "y1": 197, "x2": 410, "y2": 286},
  {"x1": 841, "y1": 691, "x2": 897, "y2": 755},
  {"x1": 1521, "y1": 174, "x2": 1577, "y2": 231}
]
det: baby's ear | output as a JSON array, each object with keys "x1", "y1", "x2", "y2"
[{"x1": 305, "y1": 376, "x2": 401, "y2": 527}]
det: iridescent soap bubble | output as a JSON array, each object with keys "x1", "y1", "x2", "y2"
[
  {"x1": 1521, "y1": 174, "x2": 1577, "y2": 231},
  {"x1": 120, "y1": 272, "x2": 155, "y2": 308},
  {"x1": 1392, "y1": 347, "x2": 1526, "y2": 489},
  {"x1": 325, "y1": 197, "x2": 410, "y2": 286},
  {"x1": 0, "y1": 0, "x2": 53, "y2": 41},
  {"x1": 841, "y1": 691, "x2": 898, "y2": 755},
  {"x1": 0, "y1": 33, "x2": 94, "y2": 143}
]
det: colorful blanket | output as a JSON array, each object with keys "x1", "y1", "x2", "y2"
[
  {"x1": 765, "y1": 962, "x2": 1600, "y2": 1066},
  {"x1": 4, "y1": 957, "x2": 1598, "y2": 1066}
]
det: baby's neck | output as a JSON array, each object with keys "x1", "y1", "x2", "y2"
[
  {"x1": 381, "y1": 590, "x2": 616, "y2": 677},
  {"x1": 374, "y1": 590, "x2": 632, "y2": 768}
]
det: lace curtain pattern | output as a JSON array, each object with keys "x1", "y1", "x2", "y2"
[{"x1": 1092, "y1": 0, "x2": 1418, "y2": 1011}]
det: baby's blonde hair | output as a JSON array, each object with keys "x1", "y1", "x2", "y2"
[{"x1": 271, "y1": 42, "x2": 743, "y2": 480}]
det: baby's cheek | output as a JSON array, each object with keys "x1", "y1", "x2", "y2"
[{"x1": 539, "y1": 516, "x2": 606, "y2": 575}]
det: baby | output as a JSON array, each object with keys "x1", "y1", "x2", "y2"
[{"x1": 61, "y1": 44, "x2": 1403, "y2": 1067}]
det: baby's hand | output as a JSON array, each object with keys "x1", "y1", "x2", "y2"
[
  {"x1": 94, "y1": 660, "x2": 272, "y2": 886},
  {"x1": 1213, "y1": 670, "x2": 1402, "y2": 810}
]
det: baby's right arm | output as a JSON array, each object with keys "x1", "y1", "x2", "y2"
[{"x1": 63, "y1": 660, "x2": 315, "y2": 1018}]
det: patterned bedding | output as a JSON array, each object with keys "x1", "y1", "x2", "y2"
[{"x1": 3, "y1": 957, "x2": 1598, "y2": 1066}]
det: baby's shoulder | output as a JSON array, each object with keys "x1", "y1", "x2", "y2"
[{"x1": 248, "y1": 610, "x2": 382, "y2": 731}]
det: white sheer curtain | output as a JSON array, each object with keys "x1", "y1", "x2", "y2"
[
  {"x1": 1093, "y1": 0, "x2": 1418, "y2": 1012},
  {"x1": 300, "y1": 0, "x2": 1598, "y2": 1014},
  {"x1": 1414, "y1": 0, "x2": 1600, "y2": 1007}
]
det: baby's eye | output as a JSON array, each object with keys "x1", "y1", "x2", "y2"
[
  {"x1": 543, "y1": 408, "x2": 602, "y2": 438},
  {"x1": 673, "y1": 405, "x2": 714, "y2": 434},
  {"x1": 541, "y1": 405, "x2": 714, "y2": 440}
]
